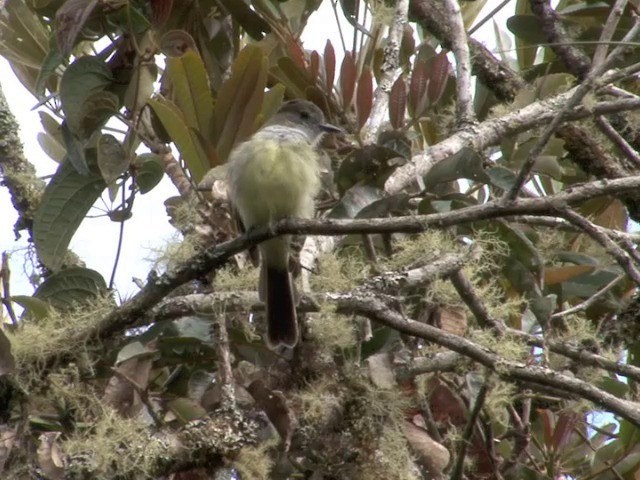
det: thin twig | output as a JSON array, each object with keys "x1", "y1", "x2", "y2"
[
  {"x1": 559, "y1": 208, "x2": 640, "y2": 285},
  {"x1": 109, "y1": 181, "x2": 128, "y2": 290},
  {"x1": 551, "y1": 275, "x2": 625, "y2": 319},
  {"x1": 592, "y1": 0, "x2": 628, "y2": 69},
  {"x1": 1, "y1": 252, "x2": 17, "y2": 325},
  {"x1": 450, "y1": 381, "x2": 489, "y2": 480},
  {"x1": 595, "y1": 115, "x2": 640, "y2": 167},
  {"x1": 338, "y1": 295, "x2": 640, "y2": 427},
  {"x1": 504, "y1": 17, "x2": 640, "y2": 202},
  {"x1": 450, "y1": 270, "x2": 504, "y2": 332},
  {"x1": 468, "y1": 0, "x2": 511, "y2": 36}
]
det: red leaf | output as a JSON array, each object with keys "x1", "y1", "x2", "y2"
[
  {"x1": 389, "y1": 76, "x2": 406, "y2": 130},
  {"x1": 408, "y1": 59, "x2": 429, "y2": 118},
  {"x1": 539, "y1": 409, "x2": 554, "y2": 448},
  {"x1": 551, "y1": 412, "x2": 579, "y2": 452},
  {"x1": 356, "y1": 66, "x2": 373, "y2": 129},
  {"x1": 340, "y1": 51, "x2": 357, "y2": 108},
  {"x1": 427, "y1": 51, "x2": 450, "y2": 105},
  {"x1": 150, "y1": 0, "x2": 174, "y2": 25},
  {"x1": 310, "y1": 50, "x2": 320, "y2": 80},
  {"x1": 286, "y1": 37, "x2": 307, "y2": 71},
  {"x1": 324, "y1": 40, "x2": 336, "y2": 92}
]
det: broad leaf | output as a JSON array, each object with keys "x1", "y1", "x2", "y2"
[
  {"x1": 59, "y1": 56, "x2": 113, "y2": 138},
  {"x1": 9, "y1": 295, "x2": 51, "y2": 320},
  {"x1": 33, "y1": 154, "x2": 106, "y2": 270},
  {"x1": 424, "y1": 147, "x2": 491, "y2": 190},
  {"x1": 165, "y1": 49, "x2": 215, "y2": 138},
  {"x1": 214, "y1": 45, "x2": 268, "y2": 162},
  {"x1": 34, "y1": 267, "x2": 108, "y2": 310},
  {"x1": 147, "y1": 97, "x2": 210, "y2": 182},
  {"x1": 134, "y1": 153, "x2": 165, "y2": 194},
  {"x1": 97, "y1": 133, "x2": 129, "y2": 185}
]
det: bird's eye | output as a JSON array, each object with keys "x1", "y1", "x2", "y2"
[{"x1": 300, "y1": 111, "x2": 310, "y2": 120}]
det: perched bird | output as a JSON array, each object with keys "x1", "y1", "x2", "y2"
[{"x1": 226, "y1": 100, "x2": 340, "y2": 348}]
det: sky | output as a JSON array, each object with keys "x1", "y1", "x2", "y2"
[{"x1": 0, "y1": 2, "x2": 510, "y2": 304}]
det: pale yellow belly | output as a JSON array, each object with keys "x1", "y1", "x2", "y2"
[{"x1": 228, "y1": 137, "x2": 321, "y2": 228}]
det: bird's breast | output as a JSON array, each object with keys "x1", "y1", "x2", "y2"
[{"x1": 228, "y1": 136, "x2": 321, "y2": 227}]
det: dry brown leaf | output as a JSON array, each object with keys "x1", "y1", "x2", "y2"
[
  {"x1": 402, "y1": 420, "x2": 450, "y2": 474},
  {"x1": 37, "y1": 432, "x2": 65, "y2": 480}
]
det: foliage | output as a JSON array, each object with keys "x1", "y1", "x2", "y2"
[{"x1": 2, "y1": 0, "x2": 640, "y2": 479}]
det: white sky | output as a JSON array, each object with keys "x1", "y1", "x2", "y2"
[{"x1": 0, "y1": 2, "x2": 510, "y2": 303}]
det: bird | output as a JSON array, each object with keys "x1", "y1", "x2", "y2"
[{"x1": 226, "y1": 99, "x2": 340, "y2": 348}]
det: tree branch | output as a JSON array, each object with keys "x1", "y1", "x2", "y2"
[
  {"x1": 385, "y1": 91, "x2": 640, "y2": 194},
  {"x1": 360, "y1": 0, "x2": 408, "y2": 144},
  {"x1": 338, "y1": 294, "x2": 640, "y2": 427},
  {"x1": 442, "y1": 0, "x2": 474, "y2": 125},
  {"x1": 0, "y1": 84, "x2": 44, "y2": 236}
]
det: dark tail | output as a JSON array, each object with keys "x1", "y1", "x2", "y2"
[{"x1": 262, "y1": 266, "x2": 298, "y2": 348}]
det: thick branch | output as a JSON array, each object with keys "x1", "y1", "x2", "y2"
[
  {"x1": 29, "y1": 173, "x2": 640, "y2": 369},
  {"x1": 0, "y1": 83, "x2": 44, "y2": 236},
  {"x1": 441, "y1": 0, "x2": 474, "y2": 125},
  {"x1": 385, "y1": 92, "x2": 640, "y2": 194},
  {"x1": 529, "y1": 0, "x2": 591, "y2": 79},
  {"x1": 360, "y1": 0, "x2": 408, "y2": 144}
]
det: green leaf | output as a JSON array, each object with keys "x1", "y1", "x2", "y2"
[
  {"x1": 37, "y1": 132, "x2": 66, "y2": 163},
  {"x1": 34, "y1": 267, "x2": 108, "y2": 310},
  {"x1": 460, "y1": 0, "x2": 488, "y2": 28},
  {"x1": 356, "y1": 193, "x2": 410, "y2": 219},
  {"x1": 561, "y1": 268, "x2": 622, "y2": 299},
  {"x1": 33, "y1": 155, "x2": 106, "y2": 270},
  {"x1": 35, "y1": 35, "x2": 64, "y2": 97},
  {"x1": 329, "y1": 184, "x2": 385, "y2": 219},
  {"x1": 97, "y1": 133, "x2": 129, "y2": 185},
  {"x1": 271, "y1": 57, "x2": 309, "y2": 99},
  {"x1": 59, "y1": 56, "x2": 113, "y2": 137},
  {"x1": 76, "y1": 90, "x2": 120, "y2": 139},
  {"x1": 134, "y1": 153, "x2": 165, "y2": 194},
  {"x1": 487, "y1": 166, "x2": 517, "y2": 190},
  {"x1": 507, "y1": 15, "x2": 548, "y2": 45},
  {"x1": 551, "y1": 251, "x2": 601, "y2": 266},
  {"x1": 167, "y1": 397, "x2": 207, "y2": 424},
  {"x1": 9, "y1": 295, "x2": 51, "y2": 320},
  {"x1": 214, "y1": 45, "x2": 268, "y2": 162},
  {"x1": 165, "y1": 49, "x2": 215, "y2": 138},
  {"x1": 597, "y1": 376, "x2": 629, "y2": 398},
  {"x1": 336, "y1": 144, "x2": 404, "y2": 194},
  {"x1": 217, "y1": 0, "x2": 271, "y2": 39},
  {"x1": 0, "y1": 0, "x2": 49, "y2": 70},
  {"x1": 424, "y1": 147, "x2": 491, "y2": 190},
  {"x1": 512, "y1": 0, "x2": 538, "y2": 70},
  {"x1": 147, "y1": 97, "x2": 210, "y2": 182},
  {"x1": 60, "y1": 121, "x2": 88, "y2": 175}
]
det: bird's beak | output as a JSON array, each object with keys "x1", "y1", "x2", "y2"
[{"x1": 320, "y1": 123, "x2": 342, "y2": 134}]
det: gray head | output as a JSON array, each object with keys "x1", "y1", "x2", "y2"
[{"x1": 267, "y1": 99, "x2": 341, "y2": 141}]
